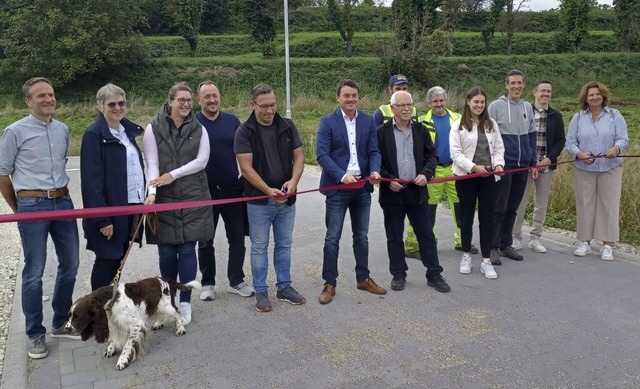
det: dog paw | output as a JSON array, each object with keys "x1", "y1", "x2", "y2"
[
  {"x1": 115, "y1": 359, "x2": 129, "y2": 371},
  {"x1": 151, "y1": 322, "x2": 164, "y2": 330},
  {"x1": 104, "y1": 344, "x2": 116, "y2": 358},
  {"x1": 175, "y1": 327, "x2": 186, "y2": 336}
]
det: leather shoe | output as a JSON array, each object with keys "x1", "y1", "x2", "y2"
[
  {"x1": 427, "y1": 275, "x2": 451, "y2": 293},
  {"x1": 357, "y1": 277, "x2": 387, "y2": 295},
  {"x1": 490, "y1": 248, "x2": 502, "y2": 266},
  {"x1": 318, "y1": 284, "x2": 335, "y2": 304},
  {"x1": 390, "y1": 275, "x2": 406, "y2": 291}
]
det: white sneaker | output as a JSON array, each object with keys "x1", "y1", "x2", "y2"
[
  {"x1": 480, "y1": 260, "x2": 497, "y2": 279},
  {"x1": 512, "y1": 240, "x2": 522, "y2": 251},
  {"x1": 528, "y1": 239, "x2": 547, "y2": 253},
  {"x1": 227, "y1": 282, "x2": 256, "y2": 297},
  {"x1": 600, "y1": 245, "x2": 614, "y2": 261},
  {"x1": 179, "y1": 302, "x2": 192, "y2": 326},
  {"x1": 459, "y1": 254, "x2": 472, "y2": 274},
  {"x1": 200, "y1": 285, "x2": 215, "y2": 301},
  {"x1": 574, "y1": 242, "x2": 592, "y2": 257}
]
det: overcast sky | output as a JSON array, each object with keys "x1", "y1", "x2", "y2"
[
  {"x1": 380, "y1": 0, "x2": 614, "y2": 11},
  {"x1": 528, "y1": 0, "x2": 613, "y2": 11}
]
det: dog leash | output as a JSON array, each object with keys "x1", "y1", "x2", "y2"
[{"x1": 104, "y1": 212, "x2": 148, "y2": 316}]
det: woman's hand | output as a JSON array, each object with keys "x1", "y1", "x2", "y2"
[
  {"x1": 100, "y1": 224, "x2": 113, "y2": 240},
  {"x1": 149, "y1": 173, "x2": 175, "y2": 188},
  {"x1": 576, "y1": 151, "x2": 594, "y2": 165},
  {"x1": 144, "y1": 194, "x2": 156, "y2": 205},
  {"x1": 472, "y1": 164, "x2": 488, "y2": 174},
  {"x1": 605, "y1": 145, "x2": 620, "y2": 159}
]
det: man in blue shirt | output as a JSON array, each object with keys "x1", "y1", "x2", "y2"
[
  {"x1": 0, "y1": 77, "x2": 80, "y2": 360},
  {"x1": 196, "y1": 81, "x2": 255, "y2": 301}
]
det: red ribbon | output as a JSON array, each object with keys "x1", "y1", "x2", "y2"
[{"x1": 0, "y1": 153, "x2": 625, "y2": 224}]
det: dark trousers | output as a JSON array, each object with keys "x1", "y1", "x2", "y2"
[
  {"x1": 381, "y1": 202, "x2": 443, "y2": 281},
  {"x1": 456, "y1": 176, "x2": 497, "y2": 258},
  {"x1": 197, "y1": 186, "x2": 247, "y2": 287},
  {"x1": 492, "y1": 168, "x2": 529, "y2": 249}
]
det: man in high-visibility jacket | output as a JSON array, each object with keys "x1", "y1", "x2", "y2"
[
  {"x1": 373, "y1": 74, "x2": 417, "y2": 126},
  {"x1": 405, "y1": 86, "x2": 479, "y2": 258}
]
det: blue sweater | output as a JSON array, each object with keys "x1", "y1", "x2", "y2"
[{"x1": 488, "y1": 95, "x2": 537, "y2": 167}]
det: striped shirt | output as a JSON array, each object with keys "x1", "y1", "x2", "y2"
[{"x1": 565, "y1": 107, "x2": 629, "y2": 172}]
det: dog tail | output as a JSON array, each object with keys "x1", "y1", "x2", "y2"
[{"x1": 176, "y1": 280, "x2": 202, "y2": 292}]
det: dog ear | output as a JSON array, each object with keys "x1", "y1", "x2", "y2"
[{"x1": 91, "y1": 300, "x2": 110, "y2": 343}]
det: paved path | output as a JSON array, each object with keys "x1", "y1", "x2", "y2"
[{"x1": 2, "y1": 158, "x2": 640, "y2": 388}]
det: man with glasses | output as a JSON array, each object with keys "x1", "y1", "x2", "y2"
[
  {"x1": 316, "y1": 79, "x2": 386, "y2": 305},
  {"x1": 234, "y1": 83, "x2": 305, "y2": 312},
  {"x1": 0, "y1": 77, "x2": 81, "y2": 360},
  {"x1": 377, "y1": 91, "x2": 450, "y2": 293},
  {"x1": 195, "y1": 81, "x2": 255, "y2": 301}
]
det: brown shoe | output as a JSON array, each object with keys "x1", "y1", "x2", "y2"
[
  {"x1": 318, "y1": 284, "x2": 335, "y2": 304},
  {"x1": 356, "y1": 277, "x2": 387, "y2": 295}
]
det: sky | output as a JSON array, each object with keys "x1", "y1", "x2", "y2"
[
  {"x1": 528, "y1": 0, "x2": 613, "y2": 11},
  {"x1": 380, "y1": 0, "x2": 614, "y2": 11}
]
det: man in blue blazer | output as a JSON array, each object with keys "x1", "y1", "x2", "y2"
[{"x1": 316, "y1": 79, "x2": 386, "y2": 305}]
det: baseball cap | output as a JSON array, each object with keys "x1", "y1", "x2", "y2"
[{"x1": 388, "y1": 74, "x2": 409, "y2": 86}]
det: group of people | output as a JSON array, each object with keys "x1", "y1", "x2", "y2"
[{"x1": 0, "y1": 70, "x2": 628, "y2": 360}]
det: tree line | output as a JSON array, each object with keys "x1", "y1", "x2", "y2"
[{"x1": 0, "y1": 0, "x2": 638, "y2": 87}]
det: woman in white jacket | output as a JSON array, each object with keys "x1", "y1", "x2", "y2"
[{"x1": 450, "y1": 86, "x2": 505, "y2": 279}]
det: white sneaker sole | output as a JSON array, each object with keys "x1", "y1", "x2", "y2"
[
  {"x1": 573, "y1": 250, "x2": 591, "y2": 257},
  {"x1": 601, "y1": 254, "x2": 614, "y2": 261},
  {"x1": 528, "y1": 242, "x2": 547, "y2": 253},
  {"x1": 459, "y1": 267, "x2": 471, "y2": 274},
  {"x1": 480, "y1": 268, "x2": 498, "y2": 279}
]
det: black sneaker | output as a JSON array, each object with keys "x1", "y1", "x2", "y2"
[
  {"x1": 427, "y1": 275, "x2": 451, "y2": 293},
  {"x1": 390, "y1": 275, "x2": 406, "y2": 291},
  {"x1": 500, "y1": 246, "x2": 523, "y2": 261},
  {"x1": 490, "y1": 249, "x2": 502, "y2": 266},
  {"x1": 276, "y1": 285, "x2": 306, "y2": 305},
  {"x1": 455, "y1": 244, "x2": 479, "y2": 254}
]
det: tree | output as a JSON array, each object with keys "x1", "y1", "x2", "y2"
[
  {"x1": 614, "y1": 0, "x2": 640, "y2": 52},
  {"x1": 167, "y1": 0, "x2": 204, "y2": 56},
  {"x1": 201, "y1": 0, "x2": 231, "y2": 33},
  {"x1": 1, "y1": 0, "x2": 149, "y2": 86},
  {"x1": 245, "y1": 0, "x2": 278, "y2": 58},
  {"x1": 502, "y1": 0, "x2": 529, "y2": 54},
  {"x1": 556, "y1": 0, "x2": 592, "y2": 52},
  {"x1": 482, "y1": 0, "x2": 506, "y2": 51},
  {"x1": 327, "y1": 0, "x2": 357, "y2": 57},
  {"x1": 391, "y1": 0, "x2": 432, "y2": 51}
]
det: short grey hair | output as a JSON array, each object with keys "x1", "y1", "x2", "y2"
[
  {"x1": 389, "y1": 91, "x2": 412, "y2": 105},
  {"x1": 426, "y1": 86, "x2": 447, "y2": 102},
  {"x1": 22, "y1": 77, "x2": 53, "y2": 98},
  {"x1": 251, "y1": 83, "x2": 274, "y2": 102},
  {"x1": 96, "y1": 83, "x2": 126, "y2": 111},
  {"x1": 505, "y1": 69, "x2": 525, "y2": 83}
]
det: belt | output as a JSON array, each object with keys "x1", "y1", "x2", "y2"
[
  {"x1": 16, "y1": 187, "x2": 69, "y2": 198},
  {"x1": 438, "y1": 162, "x2": 452, "y2": 167}
]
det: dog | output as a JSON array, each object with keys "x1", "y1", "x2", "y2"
[{"x1": 65, "y1": 277, "x2": 200, "y2": 370}]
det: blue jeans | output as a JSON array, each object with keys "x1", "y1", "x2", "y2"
[
  {"x1": 322, "y1": 188, "x2": 371, "y2": 285},
  {"x1": 158, "y1": 243, "x2": 197, "y2": 303},
  {"x1": 17, "y1": 195, "x2": 79, "y2": 339},
  {"x1": 247, "y1": 199, "x2": 296, "y2": 293}
]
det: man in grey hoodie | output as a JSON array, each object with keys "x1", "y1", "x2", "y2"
[{"x1": 488, "y1": 69, "x2": 538, "y2": 264}]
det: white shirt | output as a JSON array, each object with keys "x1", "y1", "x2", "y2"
[
  {"x1": 110, "y1": 124, "x2": 145, "y2": 203},
  {"x1": 342, "y1": 109, "x2": 361, "y2": 178}
]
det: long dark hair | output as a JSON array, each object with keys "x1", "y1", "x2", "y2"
[{"x1": 460, "y1": 86, "x2": 492, "y2": 133}]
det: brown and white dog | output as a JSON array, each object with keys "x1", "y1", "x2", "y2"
[{"x1": 65, "y1": 277, "x2": 200, "y2": 370}]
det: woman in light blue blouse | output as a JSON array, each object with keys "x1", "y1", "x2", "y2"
[{"x1": 565, "y1": 81, "x2": 629, "y2": 261}]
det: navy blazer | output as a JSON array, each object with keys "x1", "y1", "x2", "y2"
[
  {"x1": 80, "y1": 113, "x2": 144, "y2": 259},
  {"x1": 316, "y1": 109, "x2": 381, "y2": 196}
]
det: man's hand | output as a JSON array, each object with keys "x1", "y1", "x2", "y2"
[
  {"x1": 343, "y1": 175, "x2": 359, "y2": 184},
  {"x1": 368, "y1": 172, "x2": 381, "y2": 184},
  {"x1": 537, "y1": 157, "x2": 551, "y2": 172},
  {"x1": 268, "y1": 187, "x2": 287, "y2": 205},
  {"x1": 389, "y1": 181, "x2": 404, "y2": 192},
  {"x1": 413, "y1": 174, "x2": 428, "y2": 187},
  {"x1": 530, "y1": 167, "x2": 539, "y2": 179},
  {"x1": 100, "y1": 224, "x2": 114, "y2": 240}
]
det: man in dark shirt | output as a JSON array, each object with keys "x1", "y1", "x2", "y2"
[
  {"x1": 196, "y1": 81, "x2": 255, "y2": 301},
  {"x1": 234, "y1": 83, "x2": 305, "y2": 312}
]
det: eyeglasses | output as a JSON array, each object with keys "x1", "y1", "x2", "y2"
[
  {"x1": 392, "y1": 103, "x2": 413, "y2": 109},
  {"x1": 255, "y1": 102, "x2": 277, "y2": 111},
  {"x1": 107, "y1": 101, "x2": 126, "y2": 109},
  {"x1": 176, "y1": 97, "x2": 193, "y2": 105}
]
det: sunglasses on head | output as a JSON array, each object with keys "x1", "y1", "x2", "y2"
[{"x1": 107, "y1": 101, "x2": 126, "y2": 109}]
